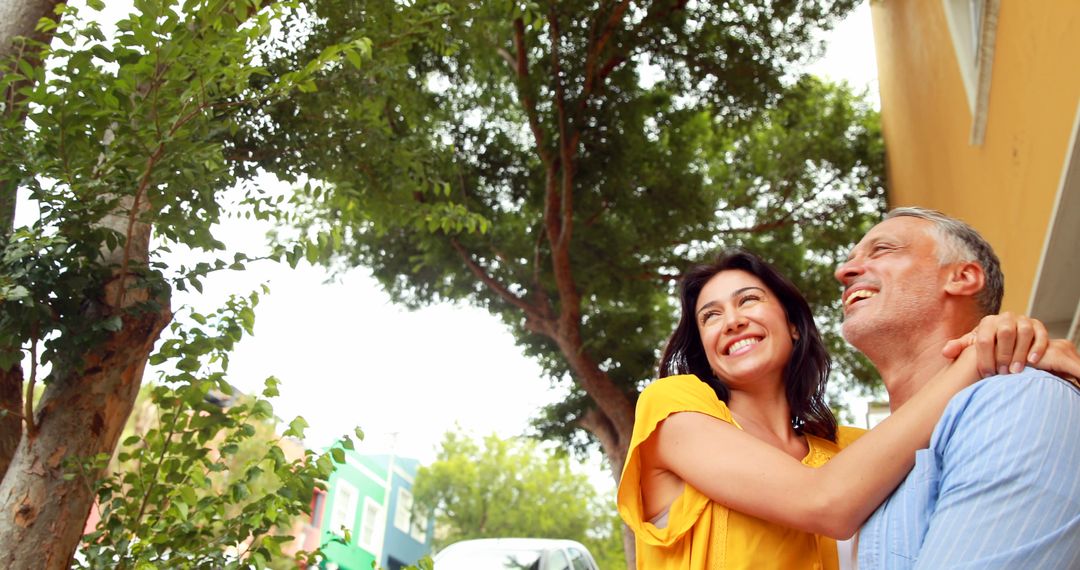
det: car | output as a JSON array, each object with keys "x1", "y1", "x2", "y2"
[{"x1": 432, "y1": 537, "x2": 601, "y2": 570}]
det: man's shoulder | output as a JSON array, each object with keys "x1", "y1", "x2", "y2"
[
  {"x1": 931, "y1": 367, "x2": 1080, "y2": 450},
  {"x1": 952, "y1": 367, "x2": 1080, "y2": 407}
]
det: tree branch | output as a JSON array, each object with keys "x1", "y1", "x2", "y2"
[
  {"x1": 548, "y1": 7, "x2": 576, "y2": 251},
  {"x1": 23, "y1": 334, "x2": 36, "y2": 435},
  {"x1": 495, "y1": 47, "x2": 516, "y2": 70},
  {"x1": 715, "y1": 170, "x2": 848, "y2": 235},
  {"x1": 530, "y1": 223, "x2": 550, "y2": 310},
  {"x1": 581, "y1": 0, "x2": 631, "y2": 105},
  {"x1": 579, "y1": 0, "x2": 690, "y2": 113},
  {"x1": 578, "y1": 406, "x2": 623, "y2": 482},
  {"x1": 449, "y1": 238, "x2": 551, "y2": 331},
  {"x1": 512, "y1": 18, "x2": 553, "y2": 169}
]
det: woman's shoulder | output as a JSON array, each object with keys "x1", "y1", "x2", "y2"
[
  {"x1": 637, "y1": 374, "x2": 733, "y2": 420},
  {"x1": 642, "y1": 374, "x2": 711, "y2": 393},
  {"x1": 640, "y1": 374, "x2": 721, "y2": 402},
  {"x1": 836, "y1": 425, "x2": 868, "y2": 449}
]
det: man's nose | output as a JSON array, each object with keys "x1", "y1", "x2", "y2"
[{"x1": 834, "y1": 258, "x2": 862, "y2": 284}]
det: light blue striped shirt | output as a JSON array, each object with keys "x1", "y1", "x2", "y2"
[{"x1": 858, "y1": 368, "x2": 1080, "y2": 569}]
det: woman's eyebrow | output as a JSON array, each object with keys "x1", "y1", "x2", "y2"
[
  {"x1": 696, "y1": 286, "x2": 766, "y2": 315},
  {"x1": 731, "y1": 286, "x2": 765, "y2": 297}
]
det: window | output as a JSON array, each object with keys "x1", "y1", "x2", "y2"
[
  {"x1": 392, "y1": 487, "x2": 428, "y2": 542},
  {"x1": 543, "y1": 550, "x2": 571, "y2": 570},
  {"x1": 358, "y1": 497, "x2": 385, "y2": 553},
  {"x1": 568, "y1": 547, "x2": 596, "y2": 570},
  {"x1": 328, "y1": 481, "x2": 358, "y2": 538},
  {"x1": 393, "y1": 488, "x2": 413, "y2": 533},
  {"x1": 409, "y1": 509, "x2": 428, "y2": 542},
  {"x1": 310, "y1": 489, "x2": 327, "y2": 528},
  {"x1": 942, "y1": 0, "x2": 1000, "y2": 144}
]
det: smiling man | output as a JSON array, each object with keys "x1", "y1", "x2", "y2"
[{"x1": 836, "y1": 207, "x2": 1080, "y2": 569}]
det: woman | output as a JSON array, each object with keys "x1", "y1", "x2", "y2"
[{"x1": 616, "y1": 249, "x2": 1071, "y2": 570}]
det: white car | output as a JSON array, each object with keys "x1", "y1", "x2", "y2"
[{"x1": 433, "y1": 537, "x2": 601, "y2": 570}]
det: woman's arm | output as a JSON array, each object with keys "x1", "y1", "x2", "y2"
[
  {"x1": 942, "y1": 312, "x2": 1080, "y2": 380},
  {"x1": 648, "y1": 347, "x2": 981, "y2": 540},
  {"x1": 643, "y1": 315, "x2": 1073, "y2": 540}
]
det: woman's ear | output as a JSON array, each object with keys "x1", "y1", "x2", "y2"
[
  {"x1": 790, "y1": 325, "x2": 800, "y2": 340},
  {"x1": 944, "y1": 261, "x2": 986, "y2": 299}
]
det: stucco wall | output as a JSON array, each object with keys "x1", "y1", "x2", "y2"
[{"x1": 871, "y1": 0, "x2": 1080, "y2": 312}]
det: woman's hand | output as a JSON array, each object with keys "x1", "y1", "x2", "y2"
[
  {"x1": 1036, "y1": 339, "x2": 1080, "y2": 383},
  {"x1": 941, "y1": 312, "x2": 1048, "y2": 377}
]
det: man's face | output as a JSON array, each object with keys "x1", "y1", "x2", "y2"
[{"x1": 834, "y1": 216, "x2": 951, "y2": 349}]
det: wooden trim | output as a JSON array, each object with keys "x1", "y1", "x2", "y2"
[
  {"x1": 1028, "y1": 102, "x2": 1080, "y2": 341},
  {"x1": 969, "y1": 0, "x2": 1000, "y2": 145}
]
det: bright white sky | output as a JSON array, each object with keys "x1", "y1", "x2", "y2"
[{"x1": 28, "y1": 1, "x2": 880, "y2": 491}]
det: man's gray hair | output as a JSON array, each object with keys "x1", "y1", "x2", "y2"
[{"x1": 885, "y1": 206, "x2": 1004, "y2": 315}]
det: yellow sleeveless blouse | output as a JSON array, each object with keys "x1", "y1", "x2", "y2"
[{"x1": 617, "y1": 374, "x2": 865, "y2": 570}]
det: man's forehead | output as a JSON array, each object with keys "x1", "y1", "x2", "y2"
[{"x1": 847, "y1": 216, "x2": 933, "y2": 257}]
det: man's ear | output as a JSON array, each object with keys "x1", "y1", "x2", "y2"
[{"x1": 944, "y1": 261, "x2": 985, "y2": 299}]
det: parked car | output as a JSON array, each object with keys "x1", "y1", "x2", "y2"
[{"x1": 433, "y1": 537, "x2": 600, "y2": 570}]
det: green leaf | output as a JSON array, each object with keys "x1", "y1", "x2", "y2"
[
  {"x1": 343, "y1": 48, "x2": 364, "y2": 69},
  {"x1": 262, "y1": 376, "x2": 280, "y2": 398},
  {"x1": 101, "y1": 316, "x2": 123, "y2": 332},
  {"x1": 34, "y1": 17, "x2": 58, "y2": 33},
  {"x1": 285, "y1": 416, "x2": 308, "y2": 438}
]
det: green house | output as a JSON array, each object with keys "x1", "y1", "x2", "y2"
[{"x1": 310, "y1": 448, "x2": 434, "y2": 570}]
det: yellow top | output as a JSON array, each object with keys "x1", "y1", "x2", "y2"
[{"x1": 617, "y1": 374, "x2": 866, "y2": 570}]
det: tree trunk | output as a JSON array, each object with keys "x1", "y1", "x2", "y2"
[
  {"x1": 0, "y1": 0, "x2": 59, "y2": 58},
  {"x1": 580, "y1": 407, "x2": 636, "y2": 569},
  {"x1": 0, "y1": 364, "x2": 22, "y2": 477},
  {"x1": 0, "y1": 307, "x2": 169, "y2": 569},
  {"x1": 0, "y1": 0, "x2": 64, "y2": 232},
  {"x1": 0, "y1": 168, "x2": 168, "y2": 568},
  {"x1": 1, "y1": 0, "x2": 66, "y2": 475}
]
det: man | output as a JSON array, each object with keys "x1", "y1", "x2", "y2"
[{"x1": 835, "y1": 207, "x2": 1080, "y2": 569}]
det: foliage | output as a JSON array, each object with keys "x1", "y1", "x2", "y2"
[
  {"x1": 413, "y1": 429, "x2": 624, "y2": 568},
  {"x1": 234, "y1": 0, "x2": 885, "y2": 461},
  {"x1": 0, "y1": 0, "x2": 374, "y2": 564},
  {"x1": 75, "y1": 292, "x2": 355, "y2": 569},
  {"x1": 0, "y1": 0, "x2": 373, "y2": 380}
]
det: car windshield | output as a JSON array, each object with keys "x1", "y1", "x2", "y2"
[{"x1": 436, "y1": 547, "x2": 543, "y2": 570}]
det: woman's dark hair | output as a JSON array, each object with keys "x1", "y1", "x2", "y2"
[{"x1": 659, "y1": 248, "x2": 838, "y2": 442}]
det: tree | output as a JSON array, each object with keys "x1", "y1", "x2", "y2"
[
  {"x1": 0, "y1": 0, "x2": 65, "y2": 487},
  {"x1": 413, "y1": 429, "x2": 624, "y2": 567},
  {"x1": 0, "y1": 1, "x2": 376, "y2": 565},
  {"x1": 237, "y1": 6, "x2": 884, "y2": 563},
  {"x1": 77, "y1": 292, "x2": 350, "y2": 569}
]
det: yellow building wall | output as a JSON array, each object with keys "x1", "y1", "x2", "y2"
[{"x1": 870, "y1": 0, "x2": 1080, "y2": 313}]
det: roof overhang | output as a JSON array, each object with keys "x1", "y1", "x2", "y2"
[{"x1": 1029, "y1": 102, "x2": 1080, "y2": 346}]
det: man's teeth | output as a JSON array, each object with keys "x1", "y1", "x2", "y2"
[
  {"x1": 727, "y1": 338, "x2": 760, "y2": 355},
  {"x1": 846, "y1": 289, "x2": 877, "y2": 306}
]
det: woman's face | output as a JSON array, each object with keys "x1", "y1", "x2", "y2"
[{"x1": 694, "y1": 269, "x2": 796, "y2": 389}]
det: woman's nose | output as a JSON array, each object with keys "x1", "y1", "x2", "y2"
[{"x1": 723, "y1": 312, "x2": 748, "y2": 333}]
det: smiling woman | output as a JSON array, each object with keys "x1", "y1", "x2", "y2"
[
  {"x1": 694, "y1": 272, "x2": 797, "y2": 391},
  {"x1": 615, "y1": 248, "x2": 1057, "y2": 570}
]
